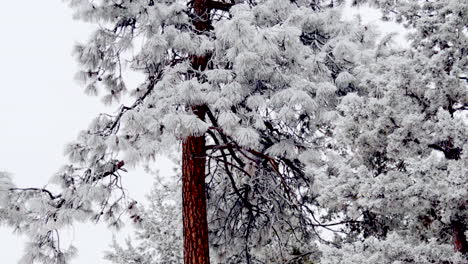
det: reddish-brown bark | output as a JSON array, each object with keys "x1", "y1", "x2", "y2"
[
  {"x1": 182, "y1": 1, "x2": 212, "y2": 263},
  {"x1": 182, "y1": 106, "x2": 210, "y2": 264},
  {"x1": 452, "y1": 220, "x2": 468, "y2": 255}
]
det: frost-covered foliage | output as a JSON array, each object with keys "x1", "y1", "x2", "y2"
[
  {"x1": 106, "y1": 175, "x2": 319, "y2": 264},
  {"x1": 0, "y1": 0, "x2": 466, "y2": 263},
  {"x1": 354, "y1": 0, "x2": 468, "y2": 81},
  {"x1": 105, "y1": 178, "x2": 183, "y2": 264},
  {"x1": 315, "y1": 0, "x2": 468, "y2": 263},
  {"x1": 321, "y1": 233, "x2": 464, "y2": 264},
  {"x1": 315, "y1": 52, "x2": 468, "y2": 263}
]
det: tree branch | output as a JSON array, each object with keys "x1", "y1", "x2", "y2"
[{"x1": 9, "y1": 187, "x2": 61, "y2": 200}]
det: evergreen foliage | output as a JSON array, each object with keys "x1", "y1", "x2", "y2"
[{"x1": 0, "y1": 0, "x2": 466, "y2": 263}]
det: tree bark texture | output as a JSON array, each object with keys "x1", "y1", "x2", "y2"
[
  {"x1": 182, "y1": 0, "x2": 212, "y2": 263},
  {"x1": 182, "y1": 108, "x2": 210, "y2": 264},
  {"x1": 452, "y1": 220, "x2": 468, "y2": 256}
]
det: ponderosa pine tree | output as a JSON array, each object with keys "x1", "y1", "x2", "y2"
[
  {"x1": 0, "y1": 0, "x2": 378, "y2": 263},
  {"x1": 0, "y1": 0, "x2": 466, "y2": 263},
  {"x1": 0, "y1": 0, "x2": 373, "y2": 263},
  {"x1": 101, "y1": 1, "x2": 468, "y2": 263}
]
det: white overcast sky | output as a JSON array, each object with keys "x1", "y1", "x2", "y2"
[{"x1": 0, "y1": 1, "x2": 406, "y2": 263}]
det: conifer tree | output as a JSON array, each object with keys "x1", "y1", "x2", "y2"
[
  {"x1": 316, "y1": 0, "x2": 468, "y2": 262},
  {"x1": 0, "y1": 0, "x2": 466, "y2": 264},
  {"x1": 1, "y1": 0, "x2": 371, "y2": 263}
]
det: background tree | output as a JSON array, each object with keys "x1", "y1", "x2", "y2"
[
  {"x1": 105, "y1": 177, "x2": 183, "y2": 264},
  {"x1": 316, "y1": 0, "x2": 468, "y2": 262}
]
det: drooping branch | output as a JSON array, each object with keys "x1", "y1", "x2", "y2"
[
  {"x1": 206, "y1": 108, "x2": 246, "y2": 168},
  {"x1": 9, "y1": 160, "x2": 126, "y2": 201},
  {"x1": 96, "y1": 69, "x2": 164, "y2": 137},
  {"x1": 9, "y1": 187, "x2": 61, "y2": 200}
]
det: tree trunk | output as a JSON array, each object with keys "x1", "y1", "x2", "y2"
[
  {"x1": 452, "y1": 220, "x2": 468, "y2": 256},
  {"x1": 182, "y1": 1, "x2": 211, "y2": 264},
  {"x1": 182, "y1": 106, "x2": 210, "y2": 264}
]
